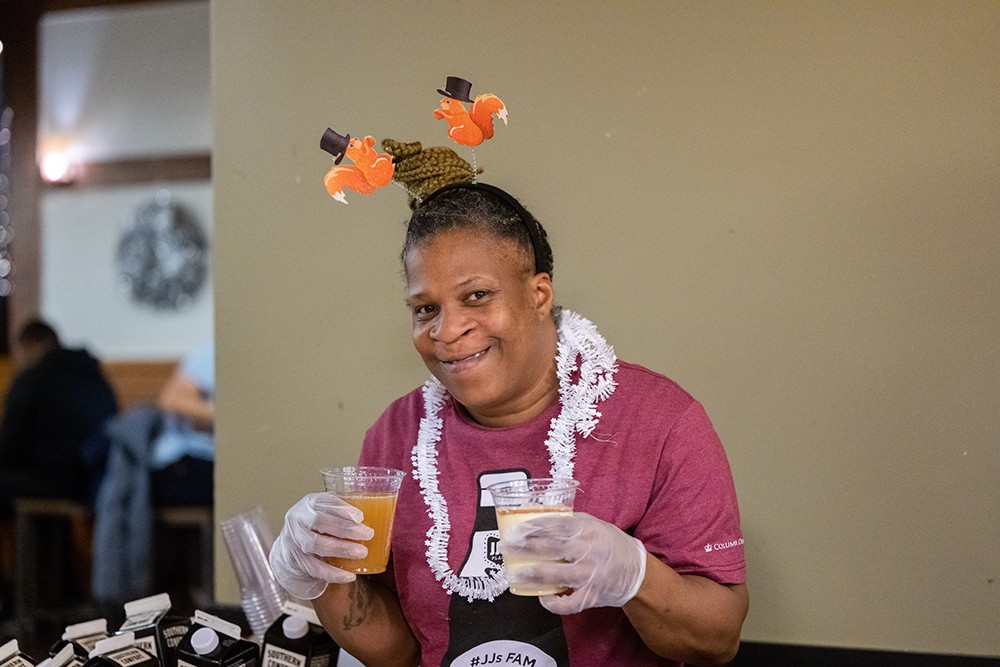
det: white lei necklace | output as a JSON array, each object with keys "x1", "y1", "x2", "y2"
[{"x1": 410, "y1": 310, "x2": 618, "y2": 601}]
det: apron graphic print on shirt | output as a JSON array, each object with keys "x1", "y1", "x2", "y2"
[{"x1": 442, "y1": 470, "x2": 570, "y2": 667}]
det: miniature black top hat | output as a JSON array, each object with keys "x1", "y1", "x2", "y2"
[
  {"x1": 437, "y1": 76, "x2": 474, "y2": 104},
  {"x1": 320, "y1": 127, "x2": 351, "y2": 165}
]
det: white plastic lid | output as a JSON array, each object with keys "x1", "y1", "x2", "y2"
[
  {"x1": 191, "y1": 627, "x2": 219, "y2": 655},
  {"x1": 282, "y1": 616, "x2": 309, "y2": 640}
]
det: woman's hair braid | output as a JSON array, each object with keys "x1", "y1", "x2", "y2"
[
  {"x1": 382, "y1": 139, "x2": 554, "y2": 279},
  {"x1": 381, "y1": 138, "x2": 480, "y2": 209}
]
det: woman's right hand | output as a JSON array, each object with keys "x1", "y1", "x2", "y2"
[{"x1": 268, "y1": 492, "x2": 375, "y2": 600}]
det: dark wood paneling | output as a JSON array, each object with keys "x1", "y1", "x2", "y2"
[
  {"x1": 1, "y1": 3, "x2": 44, "y2": 338},
  {"x1": 0, "y1": 0, "x2": 184, "y2": 11},
  {"x1": 101, "y1": 359, "x2": 178, "y2": 410}
]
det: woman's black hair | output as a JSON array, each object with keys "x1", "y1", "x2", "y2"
[{"x1": 402, "y1": 182, "x2": 554, "y2": 277}]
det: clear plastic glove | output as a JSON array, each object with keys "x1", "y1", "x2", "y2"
[
  {"x1": 268, "y1": 492, "x2": 375, "y2": 600},
  {"x1": 500, "y1": 512, "x2": 647, "y2": 615}
]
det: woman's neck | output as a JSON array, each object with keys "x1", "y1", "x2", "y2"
[{"x1": 464, "y1": 368, "x2": 559, "y2": 428}]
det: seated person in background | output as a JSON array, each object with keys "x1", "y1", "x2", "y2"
[
  {"x1": 0, "y1": 318, "x2": 118, "y2": 614},
  {"x1": 0, "y1": 319, "x2": 119, "y2": 511},
  {"x1": 149, "y1": 339, "x2": 214, "y2": 507}
]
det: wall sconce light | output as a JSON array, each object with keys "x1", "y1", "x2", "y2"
[{"x1": 40, "y1": 149, "x2": 74, "y2": 183}]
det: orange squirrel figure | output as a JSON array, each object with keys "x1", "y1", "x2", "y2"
[
  {"x1": 320, "y1": 129, "x2": 395, "y2": 205},
  {"x1": 433, "y1": 76, "x2": 508, "y2": 147}
]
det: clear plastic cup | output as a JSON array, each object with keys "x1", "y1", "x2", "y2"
[
  {"x1": 220, "y1": 506, "x2": 286, "y2": 639},
  {"x1": 487, "y1": 478, "x2": 580, "y2": 596},
  {"x1": 321, "y1": 466, "x2": 405, "y2": 575}
]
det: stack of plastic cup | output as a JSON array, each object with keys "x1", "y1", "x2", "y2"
[{"x1": 220, "y1": 506, "x2": 288, "y2": 640}]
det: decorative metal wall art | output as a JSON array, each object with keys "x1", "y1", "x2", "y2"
[{"x1": 117, "y1": 191, "x2": 208, "y2": 310}]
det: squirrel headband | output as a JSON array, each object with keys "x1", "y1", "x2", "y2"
[{"x1": 318, "y1": 76, "x2": 547, "y2": 272}]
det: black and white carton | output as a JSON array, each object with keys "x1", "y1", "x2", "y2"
[
  {"x1": 83, "y1": 632, "x2": 158, "y2": 667},
  {"x1": 261, "y1": 602, "x2": 337, "y2": 667},
  {"x1": 49, "y1": 619, "x2": 109, "y2": 660},
  {"x1": 1, "y1": 639, "x2": 37, "y2": 667},
  {"x1": 176, "y1": 611, "x2": 259, "y2": 667},
  {"x1": 117, "y1": 593, "x2": 191, "y2": 667},
  {"x1": 38, "y1": 643, "x2": 85, "y2": 667}
]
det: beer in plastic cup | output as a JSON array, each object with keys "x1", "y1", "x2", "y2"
[
  {"x1": 320, "y1": 466, "x2": 404, "y2": 575},
  {"x1": 488, "y1": 478, "x2": 579, "y2": 596}
]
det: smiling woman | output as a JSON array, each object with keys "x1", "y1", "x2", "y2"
[
  {"x1": 269, "y1": 140, "x2": 748, "y2": 665},
  {"x1": 404, "y1": 224, "x2": 557, "y2": 429}
]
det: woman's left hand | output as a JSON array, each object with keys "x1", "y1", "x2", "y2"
[{"x1": 500, "y1": 512, "x2": 648, "y2": 614}]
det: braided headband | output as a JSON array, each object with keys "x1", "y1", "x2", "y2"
[{"x1": 420, "y1": 181, "x2": 546, "y2": 276}]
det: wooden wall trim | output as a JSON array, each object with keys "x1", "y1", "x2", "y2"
[{"x1": 50, "y1": 154, "x2": 212, "y2": 189}]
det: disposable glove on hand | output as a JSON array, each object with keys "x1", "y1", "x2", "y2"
[
  {"x1": 500, "y1": 512, "x2": 647, "y2": 615},
  {"x1": 268, "y1": 492, "x2": 375, "y2": 600}
]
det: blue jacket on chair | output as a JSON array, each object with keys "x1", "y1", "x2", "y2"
[{"x1": 91, "y1": 405, "x2": 162, "y2": 604}]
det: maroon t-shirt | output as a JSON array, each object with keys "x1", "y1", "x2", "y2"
[{"x1": 361, "y1": 361, "x2": 745, "y2": 666}]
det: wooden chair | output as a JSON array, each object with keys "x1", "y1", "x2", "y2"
[
  {"x1": 152, "y1": 505, "x2": 214, "y2": 608},
  {"x1": 12, "y1": 497, "x2": 100, "y2": 636},
  {"x1": 10, "y1": 358, "x2": 214, "y2": 633},
  {"x1": 13, "y1": 499, "x2": 215, "y2": 636}
]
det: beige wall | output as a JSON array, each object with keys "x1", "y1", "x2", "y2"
[{"x1": 212, "y1": 1, "x2": 1000, "y2": 656}]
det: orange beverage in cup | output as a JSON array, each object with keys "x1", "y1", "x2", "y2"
[
  {"x1": 326, "y1": 492, "x2": 399, "y2": 574},
  {"x1": 321, "y1": 466, "x2": 404, "y2": 575}
]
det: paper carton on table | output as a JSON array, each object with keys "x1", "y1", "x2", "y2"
[
  {"x1": 262, "y1": 602, "x2": 337, "y2": 667},
  {"x1": 176, "y1": 611, "x2": 259, "y2": 667},
  {"x1": 83, "y1": 633, "x2": 158, "y2": 667},
  {"x1": 39, "y1": 643, "x2": 86, "y2": 667},
  {"x1": 49, "y1": 619, "x2": 109, "y2": 660},
  {"x1": 1, "y1": 640, "x2": 37, "y2": 667},
  {"x1": 117, "y1": 593, "x2": 191, "y2": 667}
]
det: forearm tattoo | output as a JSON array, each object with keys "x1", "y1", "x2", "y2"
[{"x1": 343, "y1": 578, "x2": 374, "y2": 630}]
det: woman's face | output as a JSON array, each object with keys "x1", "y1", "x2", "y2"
[{"x1": 404, "y1": 227, "x2": 557, "y2": 427}]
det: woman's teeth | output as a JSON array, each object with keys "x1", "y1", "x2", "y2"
[{"x1": 444, "y1": 349, "x2": 487, "y2": 364}]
